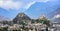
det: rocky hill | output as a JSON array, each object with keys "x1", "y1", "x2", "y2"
[{"x1": 13, "y1": 13, "x2": 31, "y2": 24}]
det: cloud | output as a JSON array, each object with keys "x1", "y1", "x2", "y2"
[
  {"x1": 35, "y1": 0, "x2": 49, "y2": 2},
  {"x1": 0, "y1": 0, "x2": 57, "y2": 11},
  {"x1": 53, "y1": 14, "x2": 60, "y2": 19},
  {"x1": 0, "y1": 0, "x2": 22, "y2": 10},
  {"x1": 0, "y1": 0, "x2": 35, "y2": 10},
  {"x1": 23, "y1": 1, "x2": 36, "y2": 9}
]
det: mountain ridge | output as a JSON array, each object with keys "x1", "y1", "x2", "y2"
[
  {"x1": 0, "y1": 15, "x2": 10, "y2": 21},
  {"x1": 13, "y1": 12, "x2": 31, "y2": 24}
]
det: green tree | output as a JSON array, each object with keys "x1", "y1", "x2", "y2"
[
  {"x1": 8, "y1": 21, "x2": 13, "y2": 26},
  {"x1": 17, "y1": 30, "x2": 21, "y2": 31},
  {"x1": 2, "y1": 27, "x2": 8, "y2": 31},
  {"x1": 31, "y1": 17, "x2": 51, "y2": 31},
  {"x1": 20, "y1": 21, "x2": 26, "y2": 29},
  {"x1": 31, "y1": 19, "x2": 36, "y2": 23},
  {"x1": 43, "y1": 20, "x2": 50, "y2": 31},
  {"x1": 40, "y1": 18, "x2": 51, "y2": 31}
]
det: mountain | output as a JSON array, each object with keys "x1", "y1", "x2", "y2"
[
  {"x1": 53, "y1": 17, "x2": 60, "y2": 23},
  {"x1": 24, "y1": 2, "x2": 58, "y2": 19},
  {"x1": 0, "y1": 7, "x2": 9, "y2": 14},
  {"x1": 49, "y1": 7, "x2": 60, "y2": 23},
  {"x1": 51, "y1": 18, "x2": 60, "y2": 23},
  {"x1": 0, "y1": 15, "x2": 9, "y2": 21},
  {"x1": 48, "y1": 7, "x2": 60, "y2": 18},
  {"x1": 13, "y1": 13, "x2": 31, "y2": 24}
]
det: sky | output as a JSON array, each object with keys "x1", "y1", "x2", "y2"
[{"x1": 0, "y1": 0, "x2": 60, "y2": 19}]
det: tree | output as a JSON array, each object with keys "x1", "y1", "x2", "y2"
[
  {"x1": 2, "y1": 27, "x2": 8, "y2": 31},
  {"x1": 43, "y1": 20, "x2": 50, "y2": 31},
  {"x1": 31, "y1": 19, "x2": 36, "y2": 23},
  {"x1": 8, "y1": 21, "x2": 13, "y2": 26},
  {"x1": 20, "y1": 21, "x2": 26, "y2": 29},
  {"x1": 38, "y1": 16, "x2": 51, "y2": 31},
  {"x1": 31, "y1": 19, "x2": 43, "y2": 23},
  {"x1": 31, "y1": 17, "x2": 51, "y2": 31}
]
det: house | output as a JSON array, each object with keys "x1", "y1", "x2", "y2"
[{"x1": 8, "y1": 24, "x2": 22, "y2": 31}]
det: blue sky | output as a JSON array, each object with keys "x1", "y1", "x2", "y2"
[{"x1": 0, "y1": 0, "x2": 60, "y2": 19}]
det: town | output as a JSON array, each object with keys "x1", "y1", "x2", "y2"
[
  {"x1": 0, "y1": 0, "x2": 60, "y2": 31},
  {"x1": 0, "y1": 13, "x2": 60, "y2": 31}
]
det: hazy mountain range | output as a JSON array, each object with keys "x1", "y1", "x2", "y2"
[
  {"x1": 25, "y1": 2, "x2": 59, "y2": 19},
  {"x1": 25, "y1": 2, "x2": 60, "y2": 23},
  {"x1": 0, "y1": 15, "x2": 9, "y2": 21},
  {"x1": 0, "y1": 2, "x2": 60, "y2": 23},
  {"x1": 48, "y1": 7, "x2": 60, "y2": 18},
  {"x1": 49, "y1": 7, "x2": 60, "y2": 23}
]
